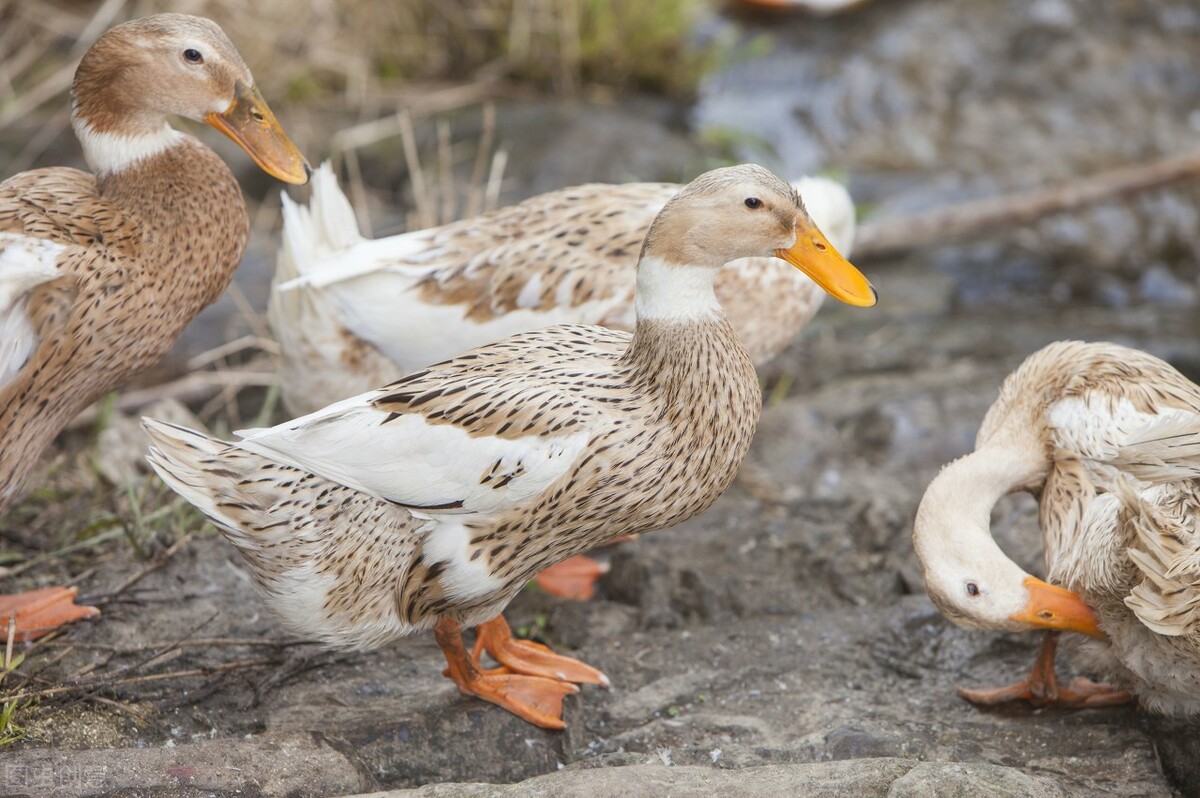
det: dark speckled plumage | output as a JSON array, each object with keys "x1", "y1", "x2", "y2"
[
  {"x1": 144, "y1": 165, "x2": 846, "y2": 651},
  {"x1": 0, "y1": 137, "x2": 248, "y2": 512}
]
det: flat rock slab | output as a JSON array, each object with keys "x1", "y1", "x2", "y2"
[
  {"x1": 354, "y1": 759, "x2": 1066, "y2": 798},
  {"x1": 0, "y1": 734, "x2": 365, "y2": 797}
]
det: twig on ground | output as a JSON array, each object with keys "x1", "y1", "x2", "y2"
[
  {"x1": 245, "y1": 649, "x2": 355, "y2": 709},
  {"x1": 43, "y1": 637, "x2": 308, "y2": 653},
  {"x1": 855, "y1": 151, "x2": 1200, "y2": 257},
  {"x1": 0, "y1": 657, "x2": 278, "y2": 704},
  {"x1": 95, "y1": 532, "x2": 195, "y2": 606},
  {"x1": 66, "y1": 360, "x2": 275, "y2": 431},
  {"x1": 186, "y1": 335, "x2": 279, "y2": 371},
  {"x1": 1, "y1": 525, "x2": 126, "y2": 579}
]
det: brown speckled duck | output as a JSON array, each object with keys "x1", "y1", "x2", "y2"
[
  {"x1": 915, "y1": 341, "x2": 1200, "y2": 714},
  {"x1": 268, "y1": 165, "x2": 857, "y2": 416},
  {"x1": 144, "y1": 163, "x2": 876, "y2": 729},
  {"x1": 0, "y1": 14, "x2": 309, "y2": 640}
]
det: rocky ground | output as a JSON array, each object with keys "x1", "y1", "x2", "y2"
[{"x1": 4, "y1": 0, "x2": 1200, "y2": 796}]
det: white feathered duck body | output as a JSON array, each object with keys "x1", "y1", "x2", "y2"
[
  {"x1": 268, "y1": 165, "x2": 857, "y2": 415},
  {"x1": 915, "y1": 340, "x2": 1200, "y2": 715},
  {"x1": 145, "y1": 163, "x2": 878, "y2": 728}
]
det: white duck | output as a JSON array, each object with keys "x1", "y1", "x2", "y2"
[
  {"x1": 146, "y1": 164, "x2": 877, "y2": 729},
  {"x1": 268, "y1": 166, "x2": 857, "y2": 601},
  {"x1": 914, "y1": 340, "x2": 1200, "y2": 713},
  {"x1": 268, "y1": 165, "x2": 857, "y2": 416}
]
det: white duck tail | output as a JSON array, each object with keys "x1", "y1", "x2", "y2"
[
  {"x1": 268, "y1": 164, "x2": 398, "y2": 415},
  {"x1": 277, "y1": 162, "x2": 365, "y2": 282},
  {"x1": 142, "y1": 417, "x2": 427, "y2": 647}
]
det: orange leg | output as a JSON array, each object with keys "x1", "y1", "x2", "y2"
[
  {"x1": 472, "y1": 615, "x2": 610, "y2": 688},
  {"x1": 532, "y1": 536, "x2": 636, "y2": 600},
  {"x1": 0, "y1": 586, "x2": 99, "y2": 643},
  {"x1": 958, "y1": 632, "x2": 1134, "y2": 709},
  {"x1": 435, "y1": 617, "x2": 580, "y2": 730},
  {"x1": 533, "y1": 555, "x2": 608, "y2": 600}
]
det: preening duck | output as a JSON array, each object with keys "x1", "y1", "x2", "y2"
[
  {"x1": 914, "y1": 341, "x2": 1200, "y2": 713},
  {"x1": 145, "y1": 163, "x2": 876, "y2": 729},
  {"x1": 0, "y1": 13, "x2": 309, "y2": 641},
  {"x1": 268, "y1": 164, "x2": 857, "y2": 416}
]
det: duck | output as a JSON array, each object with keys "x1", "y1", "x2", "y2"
[
  {"x1": 269, "y1": 168, "x2": 854, "y2": 600},
  {"x1": 144, "y1": 163, "x2": 877, "y2": 729},
  {"x1": 268, "y1": 164, "x2": 857, "y2": 417},
  {"x1": 0, "y1": 13, "x2": 309, "y2": 642},
  {"x1": 913, "y1": 340, "x2": 1200, "y2": 714}
]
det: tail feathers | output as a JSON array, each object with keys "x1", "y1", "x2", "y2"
[
  {"x1": 1119, "y1": 479, "x2": 1200, "y2": 636},
  {"x1": 143, "y1": 417, "x2": 251, "y2": 538},
  {"x1": 277, "y1": 161, "x2": 364, "y2": 283}
]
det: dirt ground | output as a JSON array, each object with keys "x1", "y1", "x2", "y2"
[
  {"x1": 4, "y1": 271, "x2": 1200, "y2": 797},
  {"x1": 4, "y1": 0, "x2": 1200, "y2": 796}
]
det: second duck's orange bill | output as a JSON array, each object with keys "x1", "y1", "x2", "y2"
[
  {"x1": 775, "y1": 217, "x2": 877, "y2": 307},
  {"x1": 206, "y1": 81, "x2": 310, "y2": 185},
  {"x1": 1010, "y1": 576, "x2": 1105, "y2": 639}
]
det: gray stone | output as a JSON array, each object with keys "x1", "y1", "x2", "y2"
[
  {"x1": 350, "y1": 759, "x2": 1068, "y2": 798},
  {"x1": 888, "y1": 762, "x2": 1068, "y2": 798},
  {"x1": 0, "y1": 734, "x2": 366, "y2": 798}
]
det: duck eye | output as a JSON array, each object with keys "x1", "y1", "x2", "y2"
[
  {"x1": 965, "y1": 582, "x2": 980, "y2": 598},
  {"x1": 183, "y1": 49, "x2": 204, "y2": 64},
  {"x1": 744, "y1": 197, "x2": 762, "y2": 209}
]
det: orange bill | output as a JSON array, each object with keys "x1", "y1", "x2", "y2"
[
  {"x1": 205, "y1": 82, "x2": 310, "y2": 185},
  {"x1": 775, "y1": 217, "x2": 877, "y2": 307},
  {"x1": 1010, "y1": 576, "x2": 1105, "y2": 639}
]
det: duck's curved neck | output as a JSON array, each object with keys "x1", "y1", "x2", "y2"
[
  {"x1": 913, "y1": 446, "x2": 1045, "y2": 570},
  {"x1": 622, "y1": 256, "x2": 755, "y2": 406}
]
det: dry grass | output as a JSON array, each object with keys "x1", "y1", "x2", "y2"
[{"x1": 0, "y1": 0, "x2": 722, "y2": 177}]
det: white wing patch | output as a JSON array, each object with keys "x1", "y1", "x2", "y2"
[
  {"x1": 1048, "y1": 395, "x2": 1200, "y2": 483},
  {"x1": 313, "y1": 267, "x2": 625, "y2": 374},
  {"x1": 0, "y1": 233, "x2": 67, "y2": 389},
  {"x1": 421, "y1": 518, "x2": 504, "y2": 601},
  {"x1": 234, "y1": 391, "x2": 590, "y2": 518}
]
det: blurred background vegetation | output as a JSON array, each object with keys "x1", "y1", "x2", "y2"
[{"x1": 0, "y1": 0, "x2": 728, "y2": 175}]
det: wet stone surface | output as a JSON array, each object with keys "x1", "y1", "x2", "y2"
[{"x1": 5, "y1": 0, "x2": 1200, "y2": 796}]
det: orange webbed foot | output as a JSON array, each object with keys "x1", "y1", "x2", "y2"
[
  {"x1": 435, "y1": 616, "x2": 583, "y2": 730},
  {"x1": 455, "y1": 671, "x2": 580, "y2": 730},
  {"x1": 0, "y1": 586, "x2": 99, "y2": 642},
  {"x1": 958, "y1": 631, "x2": 1133, "y2": 710},
  {"x1": 474, "y1": 615, "x2": 610, "y2": 688}
]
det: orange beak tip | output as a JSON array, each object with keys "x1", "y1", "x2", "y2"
[
  {"x1": 774, "y1": 225, "x2": 877, "y2": 308},
  {"x1": 1013, "y1": 577, "x2": 1105, "y2": 639}
]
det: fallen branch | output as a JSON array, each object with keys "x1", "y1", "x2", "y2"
[
  {"x1": 96, "y1": 532, "x2": 195, "y2": 605},
  {"x1": 66, "y1": 361, "x2": 274, "y2": 431},
  {"x1": 855, "y1": 151, "x2": 1200, "y2": 257},
  {"x1": 0, "y1": 657, "x2": 278, "y2": 704},
  {"x1": 43, "y1": 636, "x2": 308, "y2": 653}
]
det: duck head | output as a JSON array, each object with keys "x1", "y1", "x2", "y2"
[
  {"x1": 913, "y1": 450, "x2": 1105, "y2": 639},
  {"x1": 71, "y1": 13, "x2": 309, "y2": 184},
  {"x1": 635, "y1": 164, "x2": 875, "y2": 322}
]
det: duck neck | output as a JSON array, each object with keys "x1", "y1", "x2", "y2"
[
  {"x1": 70, "y1": 46, "x2": 190, "y2": 179},
  {"x1": 622, "y1": 256, "x2": 755, "y2": 400},
  {"x1": 72, "y1": 113, "x2": 185, "y2": 180},
  {"x1": 69, "y1": 65, "x2": 248, "y2": 297},
  {"x1": 913, "y1": 446, "x2": 1045, "y2": 575},
  {"x1": 632, "y1": 255, "x2": 722, "y2": 323}
]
